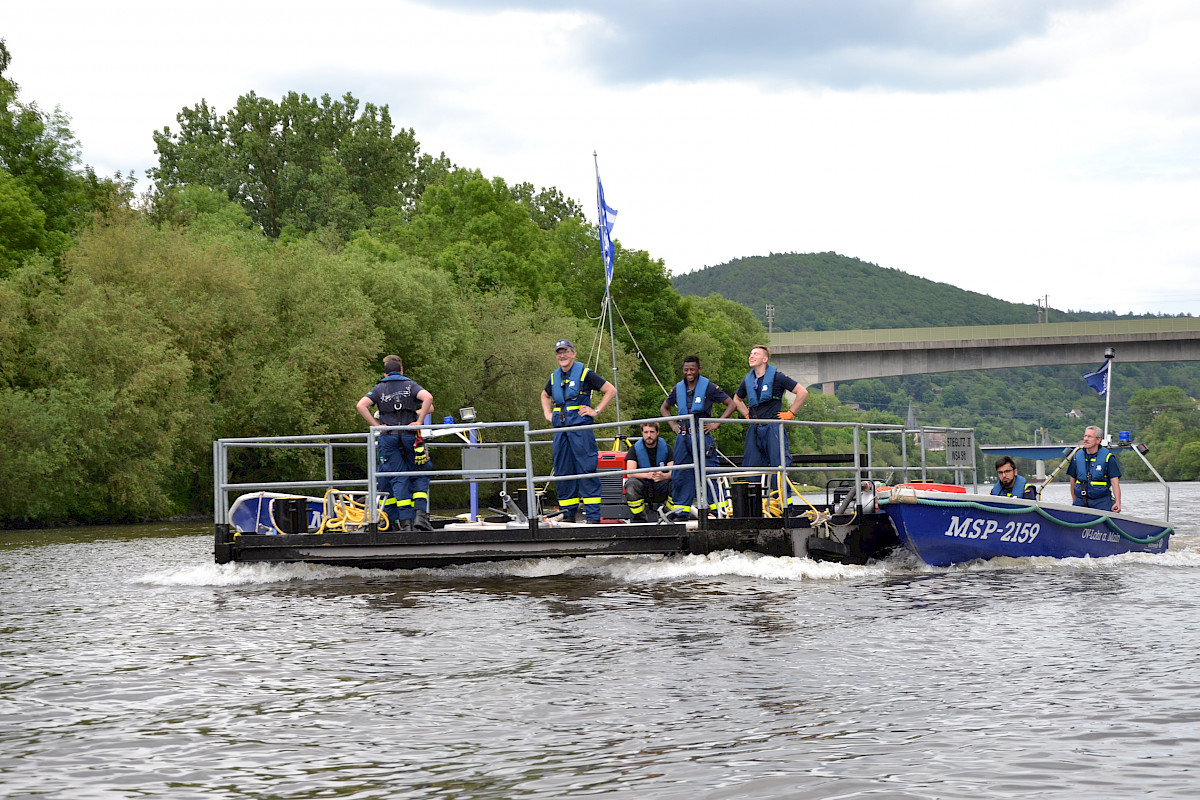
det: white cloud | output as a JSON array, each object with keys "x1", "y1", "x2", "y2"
[{"x1": 4, "y1": 0, "x2": 1198, "y2": 314}]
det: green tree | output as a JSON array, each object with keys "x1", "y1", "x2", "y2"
[
  {"x1": 509, "y1": 182, "x2": 584, "y2": 230},
  {"x1": 1129, "y1": 386, "x2": 1198, "y2": 431},
  {"x1": 0, "y1": 168, "x2": 52, "y2": 273},
  {"x1": 0, "y1": 40, "x2": 122, "y2": 274},
  {"x1": 9, "y1": 263, "x2": 196, "y2": 521},
  {"x1": 151, "y1": 91, "x2": 451, "y2": 240},
  {"x1": 394, "y1": 169, "x2": 562, "y2": 303},
  {"x1": 1175, "y1": 441, "x2": 1200, "y2": 480}
]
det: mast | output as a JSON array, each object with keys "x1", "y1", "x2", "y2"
[
  {"x1": 594, "y1": 151, "x2": 622, "y2": 423},
  {"x1": 1103, "y1": 347, "x2": 1115, "y2": 444}
]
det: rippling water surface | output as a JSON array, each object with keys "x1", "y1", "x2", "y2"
[{"x1": 3, "y1": 482, "x2": 1200, "y2": 799}]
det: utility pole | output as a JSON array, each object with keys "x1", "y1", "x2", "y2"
[{"x1": 765, "y1": 303, "x2": 775, "y2": 334}]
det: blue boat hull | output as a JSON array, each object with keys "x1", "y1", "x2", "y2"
[{"x1": 881, "y1": 490, "x2": 1171, "y2": 566}]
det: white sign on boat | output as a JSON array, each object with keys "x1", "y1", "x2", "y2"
[{"x1": 945, "y1": 432, "x2": 974, "y2": 466}]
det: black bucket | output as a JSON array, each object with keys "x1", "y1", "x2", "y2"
[
  {"x1": 730, "y1": 482, "x2": 763, "y2": 518},
  {"x1": 276, "y1": 498, "x2": 308, "y2": 534}
]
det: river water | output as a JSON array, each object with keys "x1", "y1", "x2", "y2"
[{"x1": 3, "y1": 482, "x2": 1199, "y2": 800}]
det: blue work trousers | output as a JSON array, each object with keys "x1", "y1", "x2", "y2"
[
  {"x1": 744, "y1": 420, "x2": 792, "y2": 470},
  {"x1": 378, "y1": 430, "x2": 432, "y2": 523},
  {"x1": 671, "y1": 431, "x2": 718, "y2": 510},
  {"x1": 552, "y1": 420, "x2": 601, "y2": 522},
  {"x1": 1073, "y1": 493, "x2": 1114, "y2": 512}
]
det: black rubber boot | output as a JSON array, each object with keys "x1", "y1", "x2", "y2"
[{"x1": 413, "y1": 509, "x2": 433, "y2": 531}]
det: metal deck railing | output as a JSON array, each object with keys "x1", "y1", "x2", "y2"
[{"x1": 213, "y1": 417, "x2": 980, "y2": 529}]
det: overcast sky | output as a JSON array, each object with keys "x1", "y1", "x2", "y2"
[{"x1": 7, "y1": 0, "x2": 1198, "y2": 315}]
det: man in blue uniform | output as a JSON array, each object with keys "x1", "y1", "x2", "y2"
[
  {"x1": 624, "y1": 422, "x2": 673, "y2": 522},
  {"x1": 660, "y1": 355, "x2": 746, "y2": 518},
  {"x1": 540, "y1": 339, "x2": 616, "y2": 523},
  {"x1": 991, "y1": 456, "x2": 1038, "y2": 499},
  {"x1": 1067, "y1": 425, "x2": 1122, "y2": 512},
  {"x1": 735, "y1": 345, "x2": 808, "y2": 472},
  {"x1": 356, "y1": 355, "x2": 435, "y2": 532}
]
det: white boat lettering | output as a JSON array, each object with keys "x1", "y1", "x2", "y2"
[
  {"x1": 1080, "y1": 527, "x2": 1119, "y2": 543},
  {"x1": 945, "y1": 516, "x2": 972, "y2": 537},
  {"x1": 999, "y1": 521, "x2": 1041, "y2": 543},
  {"x1": 944, "y1": 516, "x2": 997, "y2": 539}
]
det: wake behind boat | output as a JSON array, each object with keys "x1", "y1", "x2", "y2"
[{"x1": 878, "y1": 485, "x2": 1172, "y2": 567}]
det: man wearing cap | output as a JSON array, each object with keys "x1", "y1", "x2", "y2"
[
  {"x1": 356, "y1": 355, "x2": 435, "y2": 532},
  {"x1": 540, "y1": 339, "x2": 617, "y2": 523}
]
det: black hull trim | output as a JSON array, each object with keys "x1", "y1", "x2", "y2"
[{"x1": 216, "y1": 513, "x2": 900, "y2": 570}]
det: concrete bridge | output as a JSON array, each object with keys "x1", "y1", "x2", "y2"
[{"x1": 768, "y1": 318, "x2": 1200, "y2": 392}]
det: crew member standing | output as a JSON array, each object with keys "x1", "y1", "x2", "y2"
[
  {"x1": 735, "y1": 345, "x2": 808, "y2": 473},
  {"x1": 991, "y1": 456, "x2": 1038, "y2": 500},
  {"x1": 356, "y1": 355, "x2": 435, "y2": 532},
  {"x1": 660, "y1": 355, "x2": 746, "y2": 518},
  {"x1": 540, "y1": 340, "x2": 616, "y2": 523},
  {"x1": 1067, "y1": 425, "x2": 1122, "y2": 512}
]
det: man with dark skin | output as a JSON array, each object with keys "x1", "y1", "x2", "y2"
[{"x1": 660, "y1": 355, "x2": 746, "y2": 518}]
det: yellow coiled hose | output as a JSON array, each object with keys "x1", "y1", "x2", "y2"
[{"x1": 317, "y1": 491, "x2": 389, "y2": 533}]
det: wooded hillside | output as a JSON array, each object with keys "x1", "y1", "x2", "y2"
[
  {"x1": 674, "y1": 251, "x2": 1200, "y2": 481},
  {"x1": 673, "y1": 251, "x2": 1136, "y2": 330}
]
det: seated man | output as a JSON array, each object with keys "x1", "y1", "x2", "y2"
[
  {"x1": 624, "y1": 422, "x2": 673, "y2": 522},
  {"x1": 991, "y1": 455, "x2": 1038, "y2": 500}
]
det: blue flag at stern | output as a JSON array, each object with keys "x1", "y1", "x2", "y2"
[{"x1": 1082, "y1": 361, "x2": 1110, "y2": 396}]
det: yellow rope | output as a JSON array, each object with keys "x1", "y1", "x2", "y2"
[{"x1": 317, "y1": 490, "x2": 389, "y2": 533}]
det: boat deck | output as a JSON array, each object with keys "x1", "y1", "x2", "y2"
[{"x1": 215, "y1": 515, "x2": 827, "y2": 570}]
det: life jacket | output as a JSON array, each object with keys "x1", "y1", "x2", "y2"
[
  {"x1": 742, "y1": 365, "x2": 777, "y2": 409},
  {"x1": 374, "y1": 373, "x2": 421, "y2": 426},
  {"x1": 633, "y1": 438, "x2": 669, "y2": 470},
  {"x1": 675, "y1": 376, "x2": 711, "y2": 422},
  {"x1": 1073, "y1": 447, "x2": 1115, "y2": 500},
  {"x1": 550, "y1": 362, "x2": 591, "y2": 410},
  {"x1": 991, "y1": 474, "x2": 1030, "y2": 498}
]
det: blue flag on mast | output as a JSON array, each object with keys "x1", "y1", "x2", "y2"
[
  {"x1": 596, "y1": 174, "x2": 618, "y2": 288},
  {"x1": 1082, "y1": 361, "x2": 1110, "y2": 396}
]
